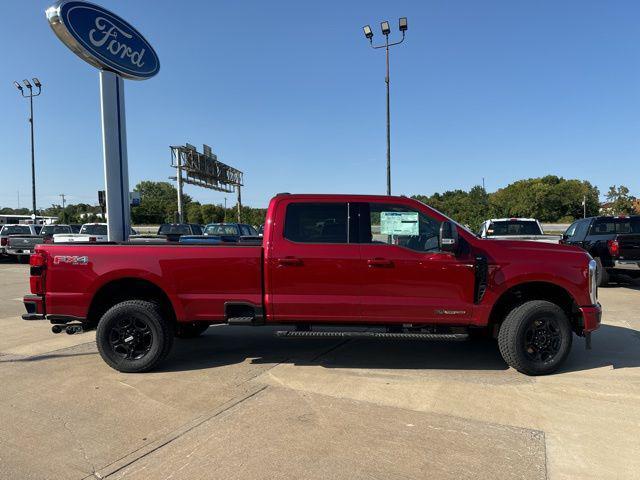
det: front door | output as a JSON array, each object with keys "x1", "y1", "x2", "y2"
[
  {"x1": 357, "y1": 202, "x2": 475, "y2": 324},
  {"x1": 267, "y1": 201, "x2": 362, "y2": 323}
]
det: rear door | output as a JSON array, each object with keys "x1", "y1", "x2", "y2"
[
  {"x1": 356, "y1": 202, "x2": 475, "y2": 324},
  {"x1": 267, "y1": 200, "x2": 362, "y2": 323}
]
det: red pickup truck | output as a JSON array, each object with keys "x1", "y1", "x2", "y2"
[{"x1": 23, "y1": 194, "x2": 601, "y2": 375}]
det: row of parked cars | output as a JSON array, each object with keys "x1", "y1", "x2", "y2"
[{"x1": 0, "y1": 221, "x2": 262, "y2": 262}]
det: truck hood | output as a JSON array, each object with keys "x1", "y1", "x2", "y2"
[{"x1": 478, "y1": 237, "x2": 589, "y2": 262}]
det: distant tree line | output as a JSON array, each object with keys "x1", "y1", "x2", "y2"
[
  {"x1": 1, "y1": 177, "x2": 636, "y2": 230},
  {"x1": 413, "y1": 176, "x2": 636, "y2": 231}
]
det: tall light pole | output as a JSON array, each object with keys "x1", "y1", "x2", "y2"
[
  {"x1": 362, "y1": 18, "x2": 408, "y2": 196},
  {"x1": 13, "y1": 78, "x2": 42, "y2": 218}
]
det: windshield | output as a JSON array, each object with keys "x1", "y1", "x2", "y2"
[
  {"x1": 80, "y1": 224, "x2": 108, "y2": 235},
  {"x1": 158, "y1": 224, "x2": 191, "y2": 235},
  {"x1": 0, "y1": 225, "x2": 31, "y2": 235},
  {"x1": 487, "y1": 221, "x2": 542, "y2": 236},
  {"x1": 41, "y1": 225, "x2": 71, "y2": 236},
  {"x1": 205, "y1": 224, "x2": 239, "y2": 236}
]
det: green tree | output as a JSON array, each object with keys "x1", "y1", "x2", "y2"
[
  {"x1": 186, "y1": 202, "x2": 203, "y2": 224},
  {"x1": 606, "y1": 185, "x2": 636, "y2": 215},
  {"x1": 131, "y1": 181, "x2": 191, "y2": 224}
]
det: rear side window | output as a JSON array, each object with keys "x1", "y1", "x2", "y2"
[
  {"x1": 590, "y1": 219, "x2": 635, "y2": 235},
  {"x1": 80, "y1": 224, "x2": 108, "y2": 235},
  {"x1": 572, "y1": 219, "x2": 590, "y2": 240},
  {"x1": 284, "y1": 203, "x2": 348, "y2": 243},
  {"x1": 487, "y1": 221, "x2": 542, "y2": 236},
  {"x1": 1, "y1": 225, "x2": 31, "y2": 235}
]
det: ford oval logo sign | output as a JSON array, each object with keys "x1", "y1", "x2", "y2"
[{"x1": 46, "y1": 1, "x2": 159, "y2": 80}]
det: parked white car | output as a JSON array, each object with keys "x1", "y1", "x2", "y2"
[
  {"x1": 53, "y1": 223, "x2": 109, "y2": 243},
  {"x1": 479, "y1": 218, "x2": 562, "y2": 243}
]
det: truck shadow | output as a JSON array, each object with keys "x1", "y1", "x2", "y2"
[{"x1": 160, "y1": 323, "x2": 640, "y2": 375}]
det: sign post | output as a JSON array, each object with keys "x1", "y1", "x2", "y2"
[
  {"x1": 99, "y1": 70, "x2": 130, "y2": 240},
  {"x1": 46, "y1": 0, "x2": 159, "y2": 241}
]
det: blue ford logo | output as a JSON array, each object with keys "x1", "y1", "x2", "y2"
[{"x1": 46, "y1": 1, "x2": 159, "y2": 80}]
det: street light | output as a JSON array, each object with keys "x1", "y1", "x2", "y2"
[
  {"x1": 362, "y1": 17, "x2": 408, "y2": 196},
  {"x1": 13, "y1": 77, "x2": 42, "y2": 218}
]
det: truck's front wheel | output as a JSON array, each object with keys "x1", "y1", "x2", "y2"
[
  {"x1": 498, "y1": 300, "x2": 572, "y2": 375},
  {"x1": 96, "y1": 300, "x2": 174, "y2": 373}
]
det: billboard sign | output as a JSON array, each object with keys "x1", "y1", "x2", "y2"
[{"x1": 46, "y1": 0, "x2": 159, "y2": 80}]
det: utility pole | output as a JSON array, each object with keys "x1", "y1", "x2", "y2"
[
  {"x1": 13, "y1": 78, "x2": 42, "y2": 217},
  {"x1": 59, "y1": 193, "x2": 66, "y2": 209},
  {"x1": 236, "y1": 186, "x2": 242, "y2": 223},
  {"x1": 583, "y1": 195, "x2": 587, "y2": 218},
  {"x1": 362, "y1": 19, "x2": 408, "y2": 196}
]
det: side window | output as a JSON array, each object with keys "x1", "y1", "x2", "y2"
[
  {"x1": 362, "y1": 203, "x2": 442, "y2": 252},
  {"x1": 192, "y1": 225, "x2": 203, "y2": 235},
  {"x1": 284, "y1": 203, "x2": 348, "y2": 243},
  {"x1": 573, "y1": 219, "x2": 590, "y2": 241},
  {"x1": 240, "y1": 225, "x2": 252, "y2": 236},
  {"x1": 565, "y1": 221, "x2": 578, "y2": 238}
]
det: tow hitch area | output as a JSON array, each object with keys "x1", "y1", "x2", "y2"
[{"x1": 51, "y1": 324, "x2": 84, "y2": 335}]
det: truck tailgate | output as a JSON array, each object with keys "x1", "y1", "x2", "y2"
[
  {"x1": 618, "y1": 234, "x2": 640, "y2": 261},
  {"x1": 39, "y1": 244, "x2": 263, "y2": 322}
]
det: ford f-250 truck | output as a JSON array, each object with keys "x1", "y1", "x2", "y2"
[{"x1": 22, "y1": 194, "x2": 601, "y2": 376}]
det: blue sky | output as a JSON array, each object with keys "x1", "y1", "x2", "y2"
[{"x1": 2, "y1": 0, "x2": 639, "y2": 209}]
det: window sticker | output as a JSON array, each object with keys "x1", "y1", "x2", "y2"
[{"x1": 380, "y1": 211, "x2": 419, "y2": 235}]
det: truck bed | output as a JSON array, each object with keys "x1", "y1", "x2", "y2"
[{"x1": 38, "y1": 243, "x2": 263, "y2": 322}]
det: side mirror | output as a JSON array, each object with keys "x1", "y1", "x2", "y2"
[
  {"x1": 439, "y1": 221, "x2": 459, "y2": 253},
  {"x1": 559, "y1": 233, "x2": 569, "y2": 244}
]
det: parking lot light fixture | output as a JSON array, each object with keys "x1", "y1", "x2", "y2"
[
  {"x1": 14, "y1": 76, "x2": 42, "y2": 219},
  {"x1": 363, "y1": 25, "x2": 373, "y2": 40},
  {"x1": 361, "y1": 18, "x2": 408, "y2": 196}
]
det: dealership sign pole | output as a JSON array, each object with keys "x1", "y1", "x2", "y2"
[{"x1": 46, "y1": 1, "x2": 159, "y2": 241}]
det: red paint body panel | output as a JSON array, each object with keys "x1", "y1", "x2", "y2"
[{"x1": 26, "y1": 194, "x2": 599, "y2": 335}]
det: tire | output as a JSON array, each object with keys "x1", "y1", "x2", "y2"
[
  {"x1": 498, "y1": 300, "x2": 573, "y2": 376},
  {"x1": 175, "y1": 322, "x2": 209, "y2": 339},
  {"x1": 96, "y1": 300, "x2": 174, "y2": 373},
  {"x1": 595, "y1": 258, "x2": 609, "y2": 287}
]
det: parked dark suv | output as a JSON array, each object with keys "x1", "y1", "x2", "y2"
[{"x1": 562, "y1": 216, "x2": 640, "y2": 285}]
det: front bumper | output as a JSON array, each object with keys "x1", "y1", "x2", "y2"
[{"x1": 579, "y1": 303, "x2": 602, "y2": 333}]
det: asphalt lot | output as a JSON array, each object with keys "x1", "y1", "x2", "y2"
[{"x1": 0, "y1": 260, "x2": 639, "y2": 479}]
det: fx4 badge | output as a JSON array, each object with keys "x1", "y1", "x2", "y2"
[
  {"x1": 53, "y1": 255, "x2": 89, "y2": 265},
  {"x1": 434, "y1": 309, "x2": 467, "y2": 315}
]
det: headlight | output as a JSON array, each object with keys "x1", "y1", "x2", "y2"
[{"x1": 588, "y1": 258, "x2": 597, "y2": 304}]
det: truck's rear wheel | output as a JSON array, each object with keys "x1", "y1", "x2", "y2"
[
  {"x1": 175, "y1": 322, "x2": 209, "y2": 339},
  {"x1": 96, "y1": 300, "x2": 174, "y2": 373},
  {"x1": 498, "y1": 300, "x2": 572, "y2": 376},
  {"x1": 595, "y1": 258, "x2": 609, "y2": 287}
]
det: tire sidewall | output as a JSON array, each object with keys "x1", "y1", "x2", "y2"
[
  {"x1": 96, "y1": 301, "x2": 167, "y2": 373},
  {"x1": 511, "y1": 303, "x2": 572, "y2": 375}
]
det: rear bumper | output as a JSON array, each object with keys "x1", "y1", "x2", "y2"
[
  {"x1": 22, "y1": 294, "x2": 45, "y2": 320},
  {"x1": 579, "y1": 303, "x2": 602, "y2": 333},
  {"x1": 7, "y1": 248, "x2": 33, "y2": 256},
  {"x1": 611, "y1": 260, "x2": 640, "y2": 271}
]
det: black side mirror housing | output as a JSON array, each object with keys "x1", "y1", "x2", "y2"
[
  {"x1": 560, "y1": 233, "x2": 569, "y2": 244},
  {"x1": 439, "y1": 221, "x2": 459, "y2": 253}
]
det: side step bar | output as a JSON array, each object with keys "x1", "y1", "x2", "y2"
[
  {"x1": 227, "y1": 316, "x2": 258, "y2": 325},
  {"x1": 275, "y1": 331, "x2": 469, "y2": 341}
]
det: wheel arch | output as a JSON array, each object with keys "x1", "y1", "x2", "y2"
[
  {"x1": 86, "y1": 277, "x2": 177, "y2": 328},
  {"x1": 487, "y1": 281, "x2": 581, "y2": 336}
]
